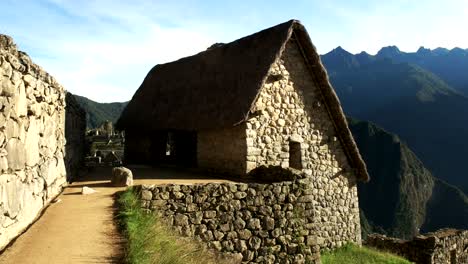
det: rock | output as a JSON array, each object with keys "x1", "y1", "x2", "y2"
[
  {"x1": 248, "y1": 236, "x2": 262, "y2": 250},
  {"x1": 6, "y1": 138, "x2": 25, "y2": 170},
  {"x1": 234, "y1": 191, "x2": 247, "y2": 199},
  {"x1": 141, "y1": 190, "x2": 152, "y2": 200},
  {"x1": 204, "y1": 210, "x2": 217, "y2": 219},
  {"x1": 82, "y1": 186, "x2": 97, "y2": 195},
  {"x1": 230, "y1": 253, "x2": 243, "y2": 263},
  {"x1": 277, "y1": 119, "x2": 286, "y2": 126},
  {"x1": 1, "y1": 175, "x2": 23, "y2": 219},
  {"x1": 235, "y1": 239, "x2": 248, "y2": 252},
  {"x1": 174, "y1": 213, "x2": 189, "y2": 226},
  {"x1": 209, "y1": 241, "x2": 222, "y2": 251},
  {"x1": 234, "y1": 218, "x2": 246, "y2": 230},
  {"x1": 1, "y1": 80, "x2": 15, "y2": 97},
  {"x1": 23, "y1": 74, "x2": 36, "y2": 88},
  {"x1": 238, "y1": 229, "x2": 252, "y2": 240},
  {"x1": 264, "y1": 216, "x2": 275, "y2": 230},
  {"x1": 12, "y1": 82, "x2": 27, "y2": 117},
  {"x1": 24, "y1": 119, "x2": 40, "y2": 166},
  {"x1": 111, "y1": 167, "x2": 133, "y2": 187},
  {"x1": 5, "y1": 119, "x2": 22, "y2": 139},
  {"x1": 247, "y1": 218, "x2": 261, "y2": 230},
  {"x1": 290, "y1": 134, "x2": 304, "y2": 143},
  {"x1": 0, "y1": 156, "x2": 8, "y2": 171}
]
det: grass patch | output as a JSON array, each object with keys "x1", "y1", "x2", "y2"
[
  {"x1": 116, "y1": 187, "x2": 226, "y2": 264},
  {"x1": 321, "y1": 243, "x2": 412, "y2": 264}
]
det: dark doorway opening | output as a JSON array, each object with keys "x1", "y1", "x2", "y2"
[
  {"x1": 289, "y1": 141, "x2": 302, "y2": 170},
  {"x1": 151, "y1": 130, "x2": 197, "y2": 167},
  {"x1": 450, "y1": 249, "x2": 457, "y2": 264}
]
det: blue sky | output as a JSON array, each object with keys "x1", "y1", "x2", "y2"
[{"x1": 1, "y1": 0, "x2": 467, "y2": 102}]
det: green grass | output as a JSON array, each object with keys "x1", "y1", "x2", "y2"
[
  {"x1": 117, "y1": 188, "x2": 226, "y2": 264},
  {"x1": 321, "y1": 244, "x2": 412, "y2": 264}
]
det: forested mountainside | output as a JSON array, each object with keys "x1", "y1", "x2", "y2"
[
  {"x1": 74, "y1": 95, "x2": 128, "y2": 129},
  {"x1": 349, "y1": 119, "x2": 467, "y2": 239}
]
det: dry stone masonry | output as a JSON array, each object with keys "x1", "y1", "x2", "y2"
[
  {"x1": 365, "y1": 229, "x2": 468, "y2": 264},
  {"x1": 139, "y1": 178, "x2": 322, "y2": 264},
  {"x1": 0, "y1": 35, "x2": 85, "y2": 250},
  {"x1": 244, "y1": 39, "x2": 362, "y2": 249}
]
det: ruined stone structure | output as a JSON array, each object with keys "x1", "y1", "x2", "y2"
[
  {"x1": 139, "y1": 179, "x2": 322, "y2": 263},
  {"x1": 0, "y1": 35, "x2": 85, "y2": 250},
  {"x1": 118, "y1": 19, "x2": 369, "y2": 256},
  {"x1": 365, "y1": 229, "x2": 468, "y2": 264}
]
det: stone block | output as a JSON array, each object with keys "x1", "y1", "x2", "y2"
[
  {"x1": 6, "y1": 138, "x2": 25, "y2": 170},
  {"x1": 111, "y1": 167, "x2": 133, "y2": 187},
  {"x1": 174, "y1": 213, "x2": 189, "y2": 226},
  {"x1": 141, "y1": 190, "x2": 152, "y2": 200},
  {"x1": 24, "y1": 119, "x2": 40, "y2": 166}
]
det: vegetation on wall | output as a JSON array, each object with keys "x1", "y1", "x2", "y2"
[{"x1": 321, "y1": 243, "x2": 411, "y2": 264}]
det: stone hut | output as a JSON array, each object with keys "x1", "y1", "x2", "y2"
[
  {"x1": 117, "y1": 19, "x2": 368, "y2": 180},
  {"x1": 118, "y1": 20, "x2": 369, "y2": 250},
  {"x1": 0, "y1": 35, "x2": 86, "y2": 250}
]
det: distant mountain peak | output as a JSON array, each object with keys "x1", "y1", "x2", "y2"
[
  {"x1": 376, "y1": 46, "x2": 401, "y2": 58},
  {"x1": 355, "y1": 51, "x2": 375, "y2": 65},
  {"x1": 449, "y1": 47, "x2": 466, "y2": 55},
  {"x1": 331, "y1": 46, "x2": 352, "y2": 55},
  {"x1": 322, "y1": 46, "x2": 360, "y2": 70},
  {"x1": 433, "y1": 47, "x2": 449, "y2": 55},
  {"x1": 417, "y1": 46, "x2": 431, "y2": 55}
]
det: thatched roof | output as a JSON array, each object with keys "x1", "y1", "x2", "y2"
[{"x1": 117, "y1": 20, "x2": 369, "y2": 182}]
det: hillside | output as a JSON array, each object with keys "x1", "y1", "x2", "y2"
[
  {"x1": 349, "y1": 119, "x2": 468, "y2": 239},
  {"x1": 322, "y1": 48, "x2": 468, "y2": 193},
  {"x1": 74, "y1": 95, "x2": 128, "y2": 129}
]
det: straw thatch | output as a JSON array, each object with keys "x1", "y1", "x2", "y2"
[{"x1": 117, "y1": 19, "x2": 369, "y2": 182}]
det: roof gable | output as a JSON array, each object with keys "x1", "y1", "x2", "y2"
[{"x1": 117, "y1": 20, "x2": 295, "y2": 131}]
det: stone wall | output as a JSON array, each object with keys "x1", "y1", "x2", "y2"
[
  {"x1": 245, "y1": 38, "x2": 361, "y2": 249},
  {"x1": 0, "y1": 35, "x2": 83, "y2": 250},
  {"x1": 139, "y1": 179, "x2": 321, "y2": 264},
  {"x1": 65, "y1": 92, "x2": 86, "y2": 181},
  {"x1": 365, "y1": 229, "x2": 468, "y2": 264},
  {"x1": 197, "y1": 125, "x2": 247, "y2": 176}
]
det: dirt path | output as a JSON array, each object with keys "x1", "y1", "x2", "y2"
[{"x1": 0, "y1": 167, "x2": 230, "y2": 264}]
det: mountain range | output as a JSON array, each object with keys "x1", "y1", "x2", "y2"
[
  {"x1": 375, "y1": 46, "x2": 468, "y2": 95},
  {"x1": 322, "y1": 46, "x2": 468, "y2": 194}
]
